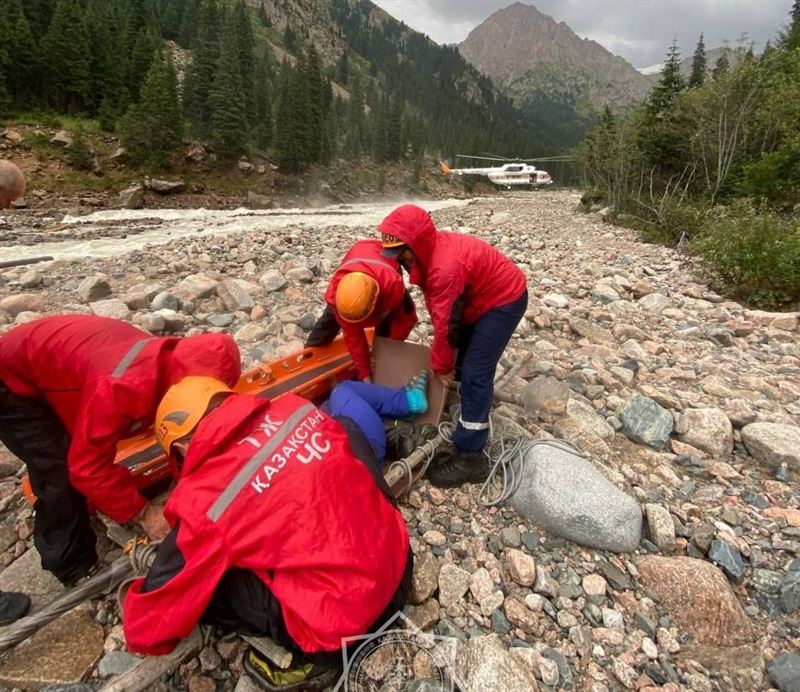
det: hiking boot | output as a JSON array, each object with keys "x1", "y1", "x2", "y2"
[
  {"x1": 243, "y1": 646, "x2": 340, "y2": 691},
  {"x1": 0, "y1": 590, "x2": 31, "y2": 625},
  {"x1": 404, "y1": 369, "x2": 428, "y2": 416},
  {"x1": 384, "y1": 420, "x2": 438, "y2": 460},
  {"x1": 428, "y1": 449, "x2": 490, "y2": 488}
]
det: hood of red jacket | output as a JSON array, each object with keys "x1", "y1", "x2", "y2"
[
  {"x1": 378, "y1": 205, "x2": 437, "y2": 282},
  {"x1": 167, "y1": 333, "x2": 241, "y2": 388}
]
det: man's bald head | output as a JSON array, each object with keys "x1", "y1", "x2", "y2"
[{"x1": 0, "y1": 160, "x2": 25, "y2": 210}]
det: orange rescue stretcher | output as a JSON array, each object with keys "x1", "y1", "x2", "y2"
[{"x1": 21, "y1": 334, "x2": 369, "y2": 504}]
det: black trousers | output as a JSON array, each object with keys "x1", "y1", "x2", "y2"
[
  {"x1": 201, "y1": 547, "x2": 414, "y2": 668},
  {"x1": 0, "y1": 382, "x2": 97, "y2": 584},
  {"x1": 304, "y1": 305, "x2": 395, "y2": 348}
]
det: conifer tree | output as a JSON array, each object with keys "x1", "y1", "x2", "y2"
[
  {"x1": 5, "y1": 0, "x2": 39, "y2": 108},
  {"x1": 647, "y1": 39, "x2": 685, "y2": 119},
  {"x1": 120, "y1": 51, "x2": 184, "y2": 168},
  {"x1": 253, "y1": 51, "x2": 274, "y2": 149},
  {"x1": 184, "y1": 0, "x2": 220, "y2": 137},
  {"x1": 23, "y1": 0, "x2": 54, "y2": 39},
  {"x1": 258, "y1": 2, "x2": 271, "y2": 28},
  {"x1": 304, "y1": 47, "x2": 325, "y2": 163},
  {"x1": 336, "y1": 51, "x2": 348, "y2": 85},
  {"x1": 41, "y1": 0, "x2": 92, "y2": 113},
  {"x1": 344, "y1": 75, "x2": 364, "y2": 159},
  {"x1": 233, "y1": 0, "x2": 256, "y2": 124},
  {"x1": 787, "y1": 0, "x2": 800, "y2": 49},
  {"x1": 128, "y1": 28, "x2": 160, "y2": 102},
  {"x1": 276, "y1": 61, "x2": 307, "y2": 171},
  {"x1": 178, "y1": 0, "x2": 199, "y2": 47},
  {"x1": 712, "y1": 52, "x2": 729, "y2": 79},
  {"x1": 210, "y1": 12, "x2": 249, "y2": 158},
  {"x1": 689, "y1": 33, "x2": 706, "y2": 87},
  {"x1": 87, "y1": 7, "x2": 128, "y2": 115}
]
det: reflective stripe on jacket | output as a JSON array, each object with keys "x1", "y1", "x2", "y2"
[
  {"x1": 122, "y1": 393, "x2": 410, "y2": 655},
  {"x1": 0, "y1": 315, "x2": 241, "y2": 521}
]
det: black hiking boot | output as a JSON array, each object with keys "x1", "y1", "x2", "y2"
[
  {"x1": 428, "y1": 449, "x2": 490, "y2": 488},
  {"x1": 384, "y1": 420, "x2": 438, "y2": 460},
  {"x1": 243, "y1": 646, "x2": 340, "y2": 691},
  {"x1": 0, "y1": 590, "x2": 31, "y2": 625}
]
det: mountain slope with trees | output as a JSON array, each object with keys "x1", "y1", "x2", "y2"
[
  {"x1": 580, "y1": 1, "x2": 800, "y2": 308},
  {"x1": 0, "y1": 0, "x2": 550, "y2": 182},
  {"x1": 459, "y1": 2, "x2": 651, "y2": 148}
]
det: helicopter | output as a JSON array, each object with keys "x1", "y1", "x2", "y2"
[{"x1": 439, "y1": 154, "x2": 569, "y2": 190}]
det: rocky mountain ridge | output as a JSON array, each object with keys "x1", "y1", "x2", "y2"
[{"x1": 458, "y1": 2, "x2": 651, "y2": 115}]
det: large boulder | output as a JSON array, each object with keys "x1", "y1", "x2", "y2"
[
  {"x1": 637, "y1": 556, "x2": 754, "y2": 646},
  {"x1": 742, "y1": 422, "x2": 800, "y2": 470},
  {"x1": 0, "y1": 159, "x2": 25, "y2": 208},
  {"x1": 117, "y1": 185, "x2": 144, "y2": 209},
  {"x1": 508, "y1": 440, "x2": 642, "y2": 553},
  {"x1": 176, "y1": 273, "x2": 218, "y2": 300}
]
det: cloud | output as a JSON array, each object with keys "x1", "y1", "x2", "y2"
[{"x1": 372, "y1": 0, "x2": 794, "y2": 67}]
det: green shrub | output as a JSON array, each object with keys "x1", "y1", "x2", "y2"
[
  {"x1": 692, "y1": 201, "x2": 800, "y2": 308},
  {"x1": 638, "y1": 199, "x2": 711, "y2": 246},
  {"x1": 67, "y1": 125, "x2": 92, "y2": 170}
]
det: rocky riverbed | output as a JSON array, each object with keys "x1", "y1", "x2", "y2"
[{"x1": 0, "y1": 189, "x2": 798, "y2": 691}]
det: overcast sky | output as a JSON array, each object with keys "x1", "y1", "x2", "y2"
[{"x1": 371, "y1": 0, "x2": 794, "y2": 68}]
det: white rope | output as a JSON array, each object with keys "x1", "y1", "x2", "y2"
[{"x1": 478, "y1": 435, "x2": 583, "y2": 507}]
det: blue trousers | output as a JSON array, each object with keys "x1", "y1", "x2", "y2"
[
  {"x1": 327, "y1": 381, "x2": 409, "y2": 464},
  {"x1": 453, "y1": 290, "x2": 528, "y2": 453}
]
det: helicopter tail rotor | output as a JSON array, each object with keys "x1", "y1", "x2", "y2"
[{"x1": 439, "y1": 161, "x2": 453, "y2": 176}]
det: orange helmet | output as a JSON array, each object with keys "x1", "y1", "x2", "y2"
[
  {"x1": 335, "y1": 271, "x2": 380, "y2": 323},
  {"x1": 155, "y1": 376, "x2": 233, "y2": 469}
]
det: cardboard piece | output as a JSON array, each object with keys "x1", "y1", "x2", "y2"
[{"x1": 372, "y1": 337, "x2": 446, "y2": 426}]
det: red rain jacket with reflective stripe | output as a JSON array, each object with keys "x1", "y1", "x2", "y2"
[
  {"x1": 379, "y1": 205, "x2": 526, "y2": 374},
  {"x1": 0, "y1": 315, "x2": 241, "y2": 522},
  {"x1": 122, "y1": 393, "x2": 410, "y2": 655},
  {"x1": 324, "y1": 240, "x2": 417, "y2": 379}
]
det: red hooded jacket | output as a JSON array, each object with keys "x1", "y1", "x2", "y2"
[
  {"x1": 0, "y1": 315, "x2": 241, "y2": 522},
  {"x1": 122, "y1": 392, "x2": 410, "y2": 655},
  {"x1": 324, "y1": 240, "x2": 417, "y2": 379},
  {"x1": 379, "y1": 205, "x2": 527, "y2": 374}
]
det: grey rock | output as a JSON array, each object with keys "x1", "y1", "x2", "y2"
[
  {"x1": 520, "y1": 376, "x2": 570, "y2": 421},
  {"x1": 207, "y1": 313, "x2": 234, "y2": 328},
  {"x1": 542, "y1": 647, "x2": 573, "y2": 689},
  {"x1": 645, "y1": 503, "x2": 676, "y2": 553},
  {"x1": 259, "y1": 270, "x2": 287, "y2": 293},
  {"x1": 456, "y1": 634, "x2": 539, "y2": 692},
  {"x1": 490, "y1": 609, "x2": 511, "y2": 635},
  {"x1": 780, "y1": 570, "x2": 800, "y2": 613},
  {"x1": 508, "y1": 441, "x2": 642, "y2": 552},
  {"x1": 286, "y1": 267, "x2": 314, "y2": 283},
  {"x1": 708, "y1": 539, "x2": 746, "y2": 583},
  {"x1": 89, "y1": 299, "x2": 131, "y2": 320},
  {"x1": 51, "y1": 129, "x2": 72, "y2": 147},
  {"x1": 40, "y1": 685, "x2": 96, "y2": 692},
  {"x1": 19, "y1": 269, "x2": 43, "y2": 288},
  {"x1": 411, "y1": 551, "x2": 440, "y2": 604},
  {"x1": 437, "y1": 564, "x2": 470, "y2": 608},
  {"x1": 78, "y1": 274, "x2": 112, "y2": 302},
  {"x1": 638, "y1": 292, "x2": 669, "y2": 313},
  {"x1": 691, "y1": 524, "x2": 716, "y2": 553},
  {"x1": 146, "y1": 178, "x2": 186, "y2": 194},
  {"x1": 245, "y1": 191, "x2": 274, "y2": 209},
  {"x1": 600, "y1": 560, "x2": 633, "y2": 590},
  {"x1": 218, "y1": 279, "x2": 255, "y2": 312},
  {"x1": 97, "y1": 651, "x2": 141, "y2": 678},
  {"x1": 151, "y1": 291, "x2": 181, "y2": 311},
  {"x1": 500, "y1": 527, "x2": 521, "y2": 548},
  {"x1": 618, "y1": 395, "x2": 673, "y2": 449},
  {"x1": 177, "y1": 273, "x2": 218, "y2": 300},
  {"x1": 153, "y1": 308, "x2": 188, "y2": 332},
  {"x1": 742, "y1": 423, "x2": 800, "y2": 470},
  {"x1": 117, "y1": 186, "x2": 144, "y2": 209},
  {"x1": 768, "y1": 652, "x2": 800, "y2": 692},
  {"x1": 679, "y1": 408, "x2": 733, "y2": 458}
]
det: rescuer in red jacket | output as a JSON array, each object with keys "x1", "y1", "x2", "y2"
[
  {"x1": 305, "y1": 239, "x2": 418, "y2": 381},
  {"x1": 122, "y1": 376, "x2": 413, "y2": 690},
  {"x1": 0, "y1": 315, "x2": 241, "y2": 585},
  {"x1": 380, "y1": 204, "x2": 528, "y2": 488}
]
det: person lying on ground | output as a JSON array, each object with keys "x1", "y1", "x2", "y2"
[
  {"x1": 121, "y1": 373, "x2": 430, "y2": 690},
  {"x1": 0, "y1": 315, "x2": 241, "y2": 586},
  {"x1": 0, "y1": 159, "x2": 24, "y2": 210},
  {"x1": 379, "y1": 204, "x2": 529, "y2": 488},
  {"x1": 305, "y1": 239, "x2": 418, "y2": 382}
]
